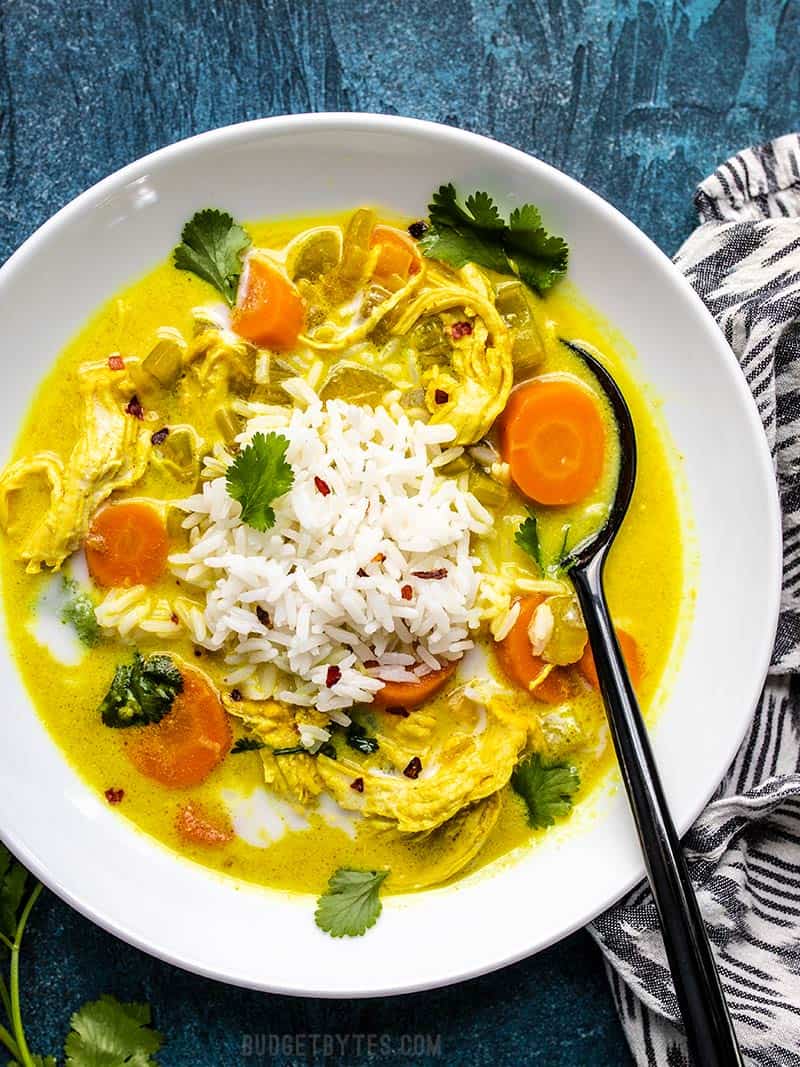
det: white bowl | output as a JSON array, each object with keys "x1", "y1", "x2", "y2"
[{"x1": 0, "y1": 114, "x2": 781, "y2": 996}]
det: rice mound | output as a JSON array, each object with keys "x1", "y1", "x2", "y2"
[{"x1": 170, "y1": 396, "x2": 492, "y2": 719}]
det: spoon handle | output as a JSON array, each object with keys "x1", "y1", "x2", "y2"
[{"x1": 571, "y1": 557, "x2": 744, "y2": 1067}]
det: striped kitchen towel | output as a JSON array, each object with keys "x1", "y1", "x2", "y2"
[{"x1": 588, "y1": 133, "x2": 800, "y2": 1067}]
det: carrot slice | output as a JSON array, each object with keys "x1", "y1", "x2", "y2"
[
  {"x1": 495, "y1": 595, "x2": 572, "y2": 704},
  {"x1": 579, "y1": 628, "x2": 642, "y2": 690},
  {"x1": 373, "y1": 660, "x2": 456, "y2": 709},
  {"x1": 176, "y1": 800, "x2": 233, "y2": 846},
  {"x1": 86, "y1": 501, "x2": 168, "y2": 588},
  {"x1": 231, "y1": 255, "x2": 305, "y2": 350},
  {"x1": 128, "y1": 668, "x2": 231, "y2": 788},
  {"x1": 500, "y1": 378, "x2": 605, "y2": 506},
  {"x1": 369, "y1": 226, "x2": 420, "y2": 287}
]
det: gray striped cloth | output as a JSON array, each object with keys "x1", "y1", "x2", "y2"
[{"x1": 588, "y1": 133, "x2": 800, "y2": 1067}]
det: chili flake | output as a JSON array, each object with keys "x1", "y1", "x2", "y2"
[
  {"x1": 230, "y1": 688, "x2": 243, "y2": 702},
  {"x1": 151, "y1": 427, "x2": 169, "y2": 446},
  {"x1": 411, "y1": 568, "x2": 448, "y2": 580},
  {"x1": 104, "y1": 787, "x2": 124, "y2": 805},
  {"x1": 408, "y1": 220, "x2": 428, "y2": 239},
  {"x1": 256, "y1": 606, "x2": 270, "y2": 627},
  {"x1": 403, "y1": 757, "x2": 422, "y2": 779},
  {"x1": 357, "y1": 568, "x2": 367, "y2": 578},
  {"x1": 125, "y1": 395, "x2": 144, "y2": 420},
  {"x1": 326, "y1": 665, "x2": 342, "y2": 687},
  {"x1": 350, "y1": 777, "x2": 365, "y2": 793},
  {"x1": 314, "y1": 476, "x2": 331, "y2": 496},
  {"x1": 401, "y1": 584, "x2": 413, "y2": 600},
  {"x1": 386, "y1": 706, "x2": 410, "y2": 718},
  {"x1": 434, "y1": 389, "x2": 449, "y2": 405},
  {"x1": 364, "y1": 659, "x2": 379, "y2": 669},
  {"x1": 451, "y1": 321, "x2": 473, "y2": 340},
  {"x1": 107, "y1": 354, "x2": 125, "y2": 371}
]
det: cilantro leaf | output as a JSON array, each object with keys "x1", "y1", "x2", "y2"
[
  {"x1": 512, "y1": 753, "x2": 580, "y2": 829},
  {"x1": 61, "y1": 576, "x2": 100, "y2": 648},
  {"x1": 418, "y1": 184, "x2": 568, "y2": 293},
  {"x1": 99, "y1": 653, "x2": 183, "y2": 729},
  {"x1": 345, "y1": 722, "x2": 380, "y2": 755},
  {"x1": 315, "y1": 868, "x2": 389, "y2": 938},
  {"x1": 173, "y1": 209, "x2": 251, "y2": 306},
  {"x1": 0, "y1": 843, "x2": 28, "y2": 946},
  {"x1": 64, "y1": 995, "x2": 163, "y2": 1067},
  {"x1": 226, "y1": 432, "x2": 294, "y2": 532},
  {"x1": 514, "y1": 510, "x2": 544, "y2": 572}
]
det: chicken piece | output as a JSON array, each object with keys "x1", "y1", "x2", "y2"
[
  {"x1": 0, "y1": 361, "x2": 151, "y2": 572},
  {"x1": 224, "y1": 696, "x2": 326, "y2": 807},
  {"x1": 391, "y1": 270, "x2": 512, "y2": 445},
  {"x1": 316, "y1": 692, "x2": 528, "y2": 832},
  {"x1": 383, "y1": 791, "x2": 503, "y2": 891}
]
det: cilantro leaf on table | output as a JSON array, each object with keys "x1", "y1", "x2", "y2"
[
  {"x1": 173, "y1": 209, "x2": 251, "y2": 306},
  {"x1": 418, "y1": 184, "x2": 568, "y2": 293},
  {"x1": 0, "y1": 843, "x2": 28, "y2": 947},
  {"x1": 61, "y1": 576, "x2": 100, "y2": 648},
  {"x1": 315, "y1": 868, "x2": 389, "y2": 938},
  {"x1": 512, "y1": 753, "x2": 580, "y2": 829},
  {"x1": 99, "y1": 653, "x2": 183, "y2": 729},
  {"x1": 226, "y1": 432, "x2": 294, "y2": 532},
  {"x1": 64, "y1": 995, "x2": 163, "y2": 1067}
]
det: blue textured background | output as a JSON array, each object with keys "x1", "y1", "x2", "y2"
[{"x1": 1, "y1": 1, "x2": 798, "y2": 1064}]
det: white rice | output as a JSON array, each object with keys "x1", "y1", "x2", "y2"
[{"x1": 169, "y1": 395, "x2": 492, "y2": 715}]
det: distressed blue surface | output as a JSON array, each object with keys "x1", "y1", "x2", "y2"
[{"x1": 1, "y1": 0, "x2": 798, "y2": 1064}]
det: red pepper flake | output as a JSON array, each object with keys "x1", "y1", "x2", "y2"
[
  {"x1": 403, "y1": 757, "x2": 422, "y2": 779},
  {"x1": 170, "y1": 613, "x2": 179, "y2": 624},
  {"x1": 326, "y1": 665, "x2": 342, "y2": 688},
  {"x1": 314, "y1": 476, "x2": 331, "y2": 496},
  {"x1": 434, "y1": 389, "x2": 449, "y2": 405},
  {"x1": 256, "y1": 606, "x2": 270, "y2": 627},
  {"x1": 364, "y1": 659, "x2": 379, "y2": 669},
  {"x1": 451, "y1": 320, "x2": 473, "y2": 340},
  {"x1": 104, "y1": 787, "x2": 124, "y2": 805},
  {"x1": 350, "y1": 776, "x2": 365, "y2": 793},
  {"x1": 401, "y1": 584, "x2": 413, "y2": 600},
  {"x1": 372, "y1": 552, "x2": 386, "y2": 563},
  {"x1": 107, "y1": 354, "x2": 125, "y2": 371},
  {"x1": 151, "y1": 427, "x2": 169, "y2": 446},
  {"x1": 408, "y1": 220, "x2": 428, "y2": 239},
  {"x1": 357, "y1": 568, "x2": 368, "y2": 578},
  {"x1": 386, "y1": 706, "x2": 410, "y2": 718},
  {"x1": 411, "y1": 568, "x2": 448, "y2": 580},
  {"x1": 230, "y1": 688, "x2": 243, "y2": 702},
  {"x1": 125, "y1": 395, "x2": 144, "y2": 420},
  {"x1": 194, "y1": 648, "x2": 203, "y2": 658}
]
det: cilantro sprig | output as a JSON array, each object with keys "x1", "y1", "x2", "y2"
[
  {"x1": 173, "y1": 209, "x2": 251, "y2": 306},
  {"x1": 225, "y1": 432, "x2": 295, "y2": 532},
  {"x1": 315, "y1": 868, "x2": 389, "y2": 938},
  {"x1": 418, "y1": 184, "x2": 568, "y2": 293},
  {"x1": 512, "y1": 753, "x2": 580, "y2": 829},
  {"x1": 99, "y1": 652, "x2": 183, "y2": 729},
  {"x1": 0, "y1": 844, "x2": 165, "y2": 1066},
  {"x1": 515, "y1": 510, "x2": 573, "y2": 576}
]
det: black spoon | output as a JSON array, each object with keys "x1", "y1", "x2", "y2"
[{"x1": 560, "y1": 340, "x2": 743, "y2": 1067}]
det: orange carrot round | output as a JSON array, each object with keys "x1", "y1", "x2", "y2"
[
  {"x1": 231, "y1": 256, "x2": 305, "y2": 350},
  {"x1": 373, "y1": 660, "x2": 456, "y2": 709},
  {"x1": 369, "y1": 226, "x2": 420, "y2": 287},
  {"x1": 128, "y1": 668, "x2": 231, "y2": 788},
  {"x1": 176, "y1": 800, "x2": 233, "y2": 846},
  {"x1": 500, "y1": 378, "x2": 605, "y2": 506},
  {"x1": 579, "y1": 628, "x2": 642, "y2": 690},
  {"x1": 495, "y1": 595, "x2": 572, "y2": 704},
  {"x1": 86, "y1": 501, "x2": 168, "y2": 588}
]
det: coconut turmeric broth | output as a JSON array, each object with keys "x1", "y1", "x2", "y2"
[{"x1": 0, "y1": 196, "x2": 685, "y2": 927}]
